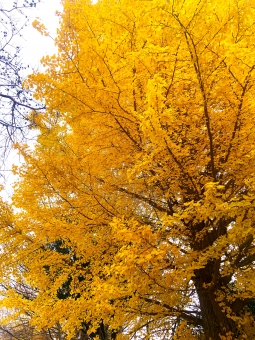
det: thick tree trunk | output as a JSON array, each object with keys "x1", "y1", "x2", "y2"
[
  {"x1": 196, "y1": 287, "x2": 236, "y2": 340},
  {"x1": 194, "y1": 265, "x2": 237, "y2": 340}
]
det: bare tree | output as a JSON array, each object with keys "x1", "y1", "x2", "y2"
[
  {"x1": 0, "y1": 316, "x2": 64, "y2": 340},
  {"x1": 0, "y1": 0, "x2": 44, "y2": 161}
]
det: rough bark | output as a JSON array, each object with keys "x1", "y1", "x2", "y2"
[{"x1": 194, "y1": 265, "x2": 237, "y2": 340}]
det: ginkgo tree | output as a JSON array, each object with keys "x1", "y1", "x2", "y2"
[{"x1": 1, "y1": 0, "x2": 255, "y2": 339}]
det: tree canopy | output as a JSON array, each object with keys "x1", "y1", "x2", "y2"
[{"x1": 1, "y1": 0, "x2": 255, "y2": 339}]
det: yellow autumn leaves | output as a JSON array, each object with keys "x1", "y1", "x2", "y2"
[{"x1": 0, "y1": 0, "x2": 255, "y2": 339}]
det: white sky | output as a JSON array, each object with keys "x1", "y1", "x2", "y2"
[
  {"x1": 0, "y1": 0, "x2": 63, "y2": 200},
  {"x1": 21, "y1": 0, "x2": 62, "y2": 69}
]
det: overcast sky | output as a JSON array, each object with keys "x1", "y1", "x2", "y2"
[
  {"x1": 0, "y1": 0, "x2": 62, "y2": 66},
  {"x1": 21, "y1": 0, "x2": 62, "y2": 68},
  {"x1": 0, "y1": 0, "x2": 63, "y2": 199}
]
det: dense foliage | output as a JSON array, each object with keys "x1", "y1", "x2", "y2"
[{"x1": 1, "y1": 0, "x2": 255, "y2": 339}]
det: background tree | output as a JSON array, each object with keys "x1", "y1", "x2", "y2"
[
  {"x1": 0, "y1": 278, "x2": 69, "y2": 340},
  {"x1": 0, "y1": 0, "x2": 43, "y2": 162},
  {"x1": 1, "y1": 0, "x2": 255, "y2": 339},
  {"x1": 0, "y1": 316, "x2": 54, "y2": 340}
]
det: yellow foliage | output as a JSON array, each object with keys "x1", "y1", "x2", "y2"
[{"x1": 1, "y1": 0, "x2": 255, "y2": 339}]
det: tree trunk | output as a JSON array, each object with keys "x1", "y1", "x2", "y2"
[
  {"x1": 196, "y1": 287, "x2": 236, "y2": 339},
  {"x1": 194, "y1": 265, "x2": 237, "y2": 340}
]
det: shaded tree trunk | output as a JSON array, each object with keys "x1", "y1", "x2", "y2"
[
  {"x1": 78, "y1": 321, "x2": 118, "y2": 340},
  {"x1": 194, "y1": 265, "x2": 237, "y2": 340},
  {"x1": 196, "y1": 287, "x2": 236, "y2": 340}
]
